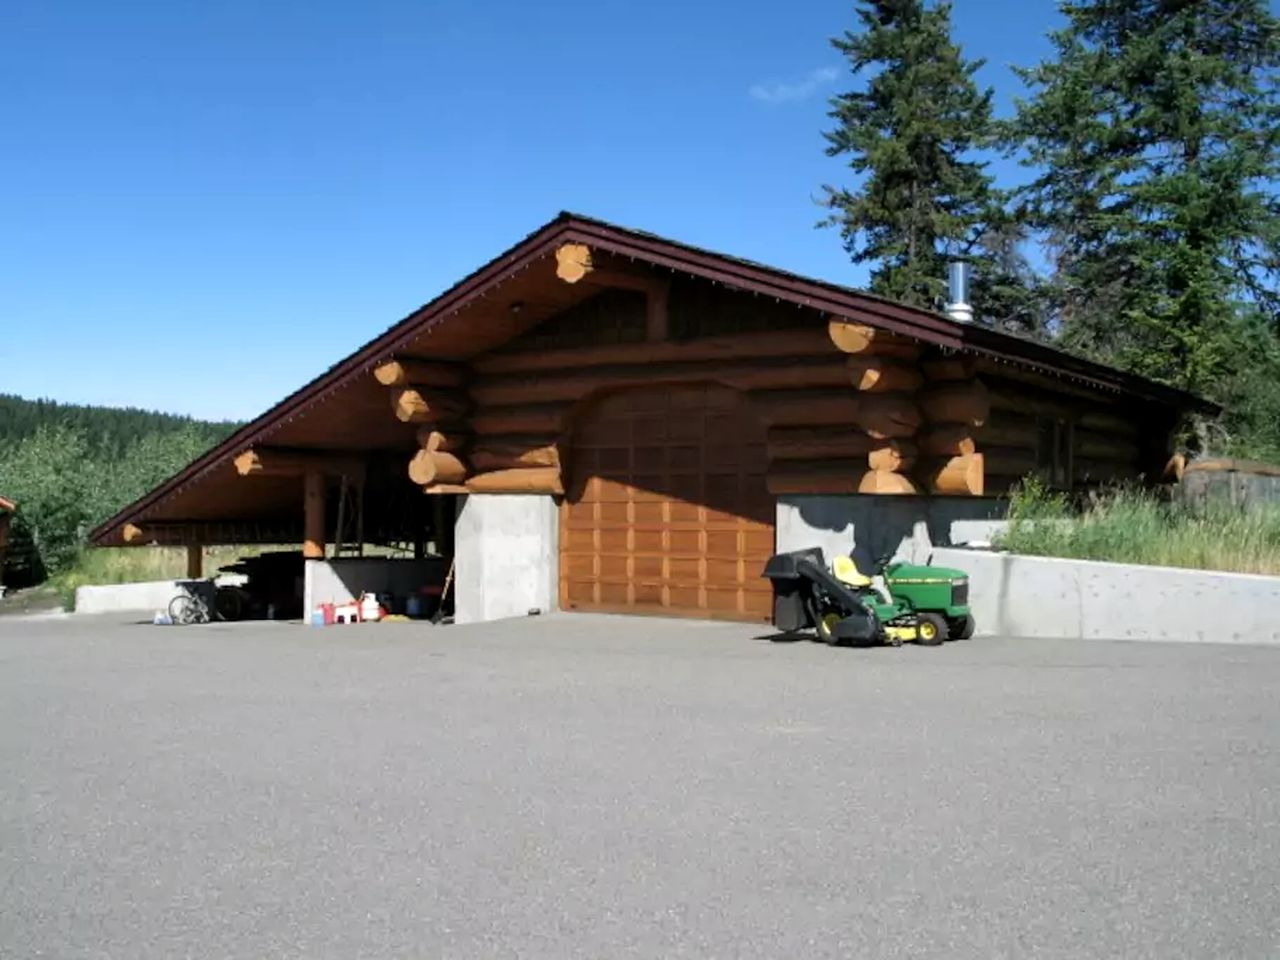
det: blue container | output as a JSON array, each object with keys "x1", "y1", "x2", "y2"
[
  {"x1": 405, "y1": 595, "x2": 424, "y2": 619},
  {"x1": 309, "y1": 610, "x2": 326, "y2": 627}
]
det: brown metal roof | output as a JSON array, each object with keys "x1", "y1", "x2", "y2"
[{"x1": 89, "y1": 211, "x2": 1216, "y2": 545}]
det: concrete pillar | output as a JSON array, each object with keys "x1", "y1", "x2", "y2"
[
  {"x1": 185, "y1": 545, "x2": 203, "y2": 580},
  {"x1": 453, "y1": 494, "x2": 558, "y2": 624}
]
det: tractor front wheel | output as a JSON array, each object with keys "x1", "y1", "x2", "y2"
[
  {"x1": 916, "y1": 613, "x2": 948, "y2": 646},
  {"x1": 948, "y1": 614, "x2": 976, "y2": 640}
]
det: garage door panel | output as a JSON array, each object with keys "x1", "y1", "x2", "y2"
[
  {"x1": 633, "y1": 502, "x2": 665, "y2": 525},
  {"x1": 706, "y1": 558, "x2": 743, "y2": 583},
  {"x1": 668, "y1": 530, "x2": 701, "y2": 553},
  {"x1": 598, "y1": 502, "x2": 630, "y2": 525},
  {"x1": 561, "y1": 384, "x2": 774, "y2": 622},
  {"x1": 633, "y1": 530, "x2": 664, "y2": 553},
  {"x1": 666, "y1": 446, "x2": 701, "y2": 470},
  {"x1": 599, "y1": 556, "x2": 629, "y2": 579},
  {"x1": 668, "y1": 586, "x2": 702, "y2": 609},
  {"x1": 633, "y1": 556, "x2": 663, "y2": 579},
  {"x1": 598, "y1": 530, "x2": 629, "y2": 553},
  {"x1": 666, "y1": 419, "x2": 704, "y2": 442},
  {"x1": 743, "y1": 528, "x2": 775, "y2": 555},
  {"x1": 705, "y1": 530, "x2": 744, "y2": 557},
  {"x1": 633, "y1": 582, "x2": 663, "y2": 605},
  {"x1": 564, "y1": 553, "x2": 598, "y2": 577},
  {"x1": 630, "y1": 483, "x2": 666, "y2": 503},
  {"x1": 668, "y1": 501, "x2": 702, "y2": 523},
  {"x1": 667, "y1": 557, "x2": 702, "y2": 581},
  {"x1": 599, "y1": 582, "x2": 631, "y2": 605},
  {"x1": 633, "y1": 418, "x2": 666, "y2": 443}
]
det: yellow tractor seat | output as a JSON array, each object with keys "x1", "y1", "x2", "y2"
[{"x1": 831, "y1": 555, "x2": 873, "y2": 588}]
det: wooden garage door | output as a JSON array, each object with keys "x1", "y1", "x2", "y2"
[{"x1": 561, "y1": 384, "x2": 774, "y2": 622}]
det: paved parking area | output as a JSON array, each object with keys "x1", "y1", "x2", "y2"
[{"x1": 2, "y1": 613, "x2": 1279, "y2": 959}]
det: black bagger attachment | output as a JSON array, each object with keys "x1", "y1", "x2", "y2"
[{"x1": 760, "y1": 547, "x2": 879, "y2": 643}]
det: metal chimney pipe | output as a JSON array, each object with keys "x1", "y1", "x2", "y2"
[{"x1": 945, "y1": 261, "x2": 973, "y2": 323}]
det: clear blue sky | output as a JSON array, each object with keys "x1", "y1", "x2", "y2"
[{"x1": 1, "y1": 0, "x2": 1061, "y2": 421}]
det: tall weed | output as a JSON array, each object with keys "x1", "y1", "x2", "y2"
[{"x1": 996, "y1": 478, "x2": 1280, "y2": 575}]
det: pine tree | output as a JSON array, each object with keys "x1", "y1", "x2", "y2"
[
  {"x1": 1008, "y1": 0, "x2": 1280, "y2": 393},
  {"x1": 823, "y1": 0, "x2": 1008, "y2": 313}
]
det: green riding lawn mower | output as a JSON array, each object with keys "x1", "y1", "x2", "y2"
[{"x1": 762, "y1": 547, "x2": 975, "y2": 647}]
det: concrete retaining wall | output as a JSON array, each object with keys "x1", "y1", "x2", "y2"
[
  {"x1": 454, "y1": 494, "x2": 558, "y2": 624},
  {"x1": 933, "y1": 547, "x2": 1280, "y2": 644},
  {"x1": 75, "y1": 580, "x2": 184, "y2": 616},
  {"x1": 776, "y1": 495, "x2": 1007, "y2": 570}
]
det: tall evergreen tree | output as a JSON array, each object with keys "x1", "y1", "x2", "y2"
[
  {"x1": 823, "y1": 0, "x2": 1009, "y2": 315},
  {"x1": 1008, "y1": 0, "x2": 1280, "y2": 392}
]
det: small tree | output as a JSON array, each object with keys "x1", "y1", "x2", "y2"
[{"x1": 823, "y1": 0, "x2": 1010, "y2": 313}]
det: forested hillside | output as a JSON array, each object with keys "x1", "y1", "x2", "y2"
[
  {"x1": 0, "y1": 395, "x2": 240, "y2": 584},
  {"x1": 0, "y1": 394, "x2": 238, "y2": 456}
]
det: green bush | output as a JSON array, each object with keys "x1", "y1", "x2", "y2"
[{"x1": 996, "y1": 478, "x2": 1280, "y2": 575}]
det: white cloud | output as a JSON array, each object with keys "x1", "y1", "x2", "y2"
[{"x1": 749, "y1": 66, "x2": 840, "y2": 105}]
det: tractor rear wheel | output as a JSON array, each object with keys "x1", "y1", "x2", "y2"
[
  {"x1": 916, "y1": 613, "x2": 948, "y2": 646},
  {"x1": 948, "y1": 614, "x2": 976, "y2": 640}
]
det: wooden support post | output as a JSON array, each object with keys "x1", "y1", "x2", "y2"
[
  {"x1": 186, "y1": 545, "x2": 203, "y2": 579},
  {"x1": 303, "y1": 470, "x2": 325, "y2": 560}
]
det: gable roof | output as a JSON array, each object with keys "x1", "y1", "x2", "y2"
[{"x1": 89, "y1": 211, "x2": 1216, "y2": 545}]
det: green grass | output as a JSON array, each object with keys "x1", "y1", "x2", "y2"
[
  {"x1": 49, "y1": 545, "x2": 278, "y2": 611},
  {"x1": 995, "y1": 477, "x2": 1280, "y2": 576}
]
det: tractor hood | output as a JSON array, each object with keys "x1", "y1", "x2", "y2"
[{"x1": 884, "y1": 562, "x2": 969, "y2": 584}]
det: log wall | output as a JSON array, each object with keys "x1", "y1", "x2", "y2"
[{"x1": 378, "y1": 280, "x2": 1168, "y2": 499}]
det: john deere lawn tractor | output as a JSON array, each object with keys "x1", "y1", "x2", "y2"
[{"x1": 762, "y1": 547, "x2": 974, "y2": 646}]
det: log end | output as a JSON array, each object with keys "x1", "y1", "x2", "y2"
[
  {"x1": 372, "y1": 361, "x2": 405, "y2": 387},
  {"x1": 555, "y1": 243, "x2": 593, "y2": 283},
  {"x1": 857, "y1": 470, "x2": 918, "y2": 495},
  {"x1": 919, "y1": 453, "x2": 985, "y2": 496}
]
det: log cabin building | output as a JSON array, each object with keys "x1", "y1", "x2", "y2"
[{"x1": 91, "y1": 214, "x2": 1213, "y2": 624}]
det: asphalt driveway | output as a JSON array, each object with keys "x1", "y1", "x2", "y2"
[{"x1": 2, "y1": 614, "x2": 1278, "y2": 959}]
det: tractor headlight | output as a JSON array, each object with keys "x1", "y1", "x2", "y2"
[{"x1": 950, "y1": 578, "x2": 969, "y2": 606}]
